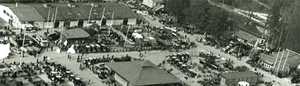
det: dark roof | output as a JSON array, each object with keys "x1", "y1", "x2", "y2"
[
  {"x1": 32, "y1": 3, "x2": 138, "y2": 20},
  {"x1": 222, "y1": 71, "x2": 258, "y2": 80},
  {"x1": 63, "y1": 28, "x2": 90, "y2": 39},
  {"x1": 106, "y1": 60, "x2": 181, "y2": 86},
  {"x1": 235, "y1": 30, "x2": 259, "y2": 42},
  {"x1": 2, "y1": 4, "x2": 44, "y2": 21},
  {"x1": 3, "y1": 3, "x2": 138, "y2": 21},
  {"x1": 259, "y1": 53, "x2": 276, "y2": 65}
]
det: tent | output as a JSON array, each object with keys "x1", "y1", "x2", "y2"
[
  {"x1": 132, "y1": 33, "x2": 143, "y2": 39},
  {"x1": 0, "y1": 43, "x2": 10, "y2": 60},
  {"x1": 67, "y1": 45, "x2": 76, "y2": 54}
]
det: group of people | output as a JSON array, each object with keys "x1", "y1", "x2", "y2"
[
  {"x1": 0, "y1": 61, "x2": 86, "y2": 86},
  {"x1": 91, "y1": 64, "x2": 112, "y2": 80},
  {"x1": 166, "y1": 53, "x2": 197, "y2": 78},
  {"x1": 77, "y1": 54, "x2": 133, "y2": 86},
  {"x1": 200, "y1": 36, "x2": 252, "y2": 59},
  {"x1": 77, "y1": 54, "x2": 133, "y2": 70},
  {"x1": 73, "y1": 43, "x2": 110, "y2": 53},
  {"x1": 223, "y1": 42, "x2": 252, "y2": 58}
]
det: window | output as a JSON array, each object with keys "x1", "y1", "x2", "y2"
[{"x1": 3, "y1": 10, "x2": 6, "y2": 13}]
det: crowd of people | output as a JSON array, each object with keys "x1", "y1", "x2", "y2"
[
  {"x1": 78, "y1": 54, "x2": 132, "y2": 68},
  {"x1": 76, "y1": 54, "x2": 134, "y2": 86},
  {"x1": 166, "y1": 53, "x2": 197, "y2": 78},
  {"x1": 71, "y1": 42, "x2": 110, "y2": 54},
  {"x1": 0, "y1": 60, "x2": 86, "y2": 86},
  {"x1": 222, "y1": 42, "x2": 252, "y2": 58},
  {"x1": 200, "y1": 35, "x2": 252, "y2": 59}
]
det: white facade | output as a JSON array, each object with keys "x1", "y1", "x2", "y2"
[
  {"x1": 106, "y1": 19, "x2": 124, "y2": 26},
  {"x1": 83, "y1": 20, "x2": 90, "y2": 27},
  {"x1": 238, "y1": 81, "x2": 250, "y2": 86},
  {"x1": 70, "y1": 21, "x2": 78, "y2": 27},
  {"x1": 0, "y1": 5, "x2": 23, "y2": 28},
  {"x1": 128, "y1": 18, "x2": 137, "y2": 25}
]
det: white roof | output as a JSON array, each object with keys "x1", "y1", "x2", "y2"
[{"x1": 132, "y1": 33, "x2": 143, "y2": 39}]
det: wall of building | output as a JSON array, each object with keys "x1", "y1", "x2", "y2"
[
  {"x1": 259, "y1": 61, "x2": 273, "y2": 71},
  {"x1": 70, "y1": 21, "x2": 78, "y2": 27},
  {"x1": 127, "y1": 18, "x2": 137, "y2": 25},
  {"x1": 21, "y1": 18, "x2": 136, "y2": 29},
  {"x1": 83, "y1": 20, "x2": 90, "y2": 27},
  {"x1": 95, "y1": 20, "x2": 102, "y2": 26},
  {"x1": 33, "y1": 21, "x2": 44, "y2": 29},
  {"x1": 58, "y1": 21, "x2": 64, "y2": 28},
  {"x1": 106, "y1": 19, "x2": 124, "y2": 26},
  {"x1": 44, "y1": 22, "x2": 54, "y2": 28}
]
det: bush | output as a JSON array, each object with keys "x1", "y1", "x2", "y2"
[{"x1": 235, "y1": 66, "x2": 249, "y2": 72}]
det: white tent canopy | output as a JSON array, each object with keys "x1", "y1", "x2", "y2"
[
  {"x1": 0, "y1": 43, "x2": 10, "y2": 60},
  {"x1": 67, "y1": 45, "x2": 76, "y2": 54},
  {"x1": 132, "y1": 33, "x2": 143, "y2": 39}
]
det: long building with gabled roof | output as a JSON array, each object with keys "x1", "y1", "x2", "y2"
[{"x1": 0, "y1": 2, "x2": 139, "y2": 29}]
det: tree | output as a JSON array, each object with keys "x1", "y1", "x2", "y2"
[
  {"x1": 165, "y1": 0, "x2": 235, "y2": 37},
  {"x1": 281, "y1": 0, "x2": 300, "y2": 53},
  {"x1": 165, "y1": 0, "x2": 190, "y2": 23},
  {"x1": 224, "y1": 59, "x2": 234, "y2": 70},
  {"x1": 205, "y1": 56, "x2": 217, "y2": 65},
  {"x1": 235, "y1": 66, "x2": 249, "y2": 72}
]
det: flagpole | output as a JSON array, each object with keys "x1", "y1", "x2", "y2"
[
  {"x1": 88, "y1": 5, "x2": 94, "y2": 23},
  {"x1": 54, "y1": 7, "x2": 58, "y2": 23},
  {"x1": 21, "y1": 27, "x2": 26, "y2": 63},
  {"x1": 99, "y1": 7, "x2": 106, "y2": 30},
  {"x1": 108, "y1": 11, "x2": 114, "y2": 36}
]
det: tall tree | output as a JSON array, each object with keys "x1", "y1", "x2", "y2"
[
  {"x1": 281, "y1": 0, "x2": 300, "y2": 53},
  {"x1": 166, "y1": 0, "x2": 234, "y2": 38}
]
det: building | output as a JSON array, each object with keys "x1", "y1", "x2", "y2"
[
  {"x1": 62, "y1": 28, "x2": 90, "y2": 41},
  {"x1": 106, "y1": 60, "x2": 182, "y2": 86},
  {"x1": 259, "y1": 53, "x2": 275, "y2": 71},
  {"x1": 142, "y1": 0, "x2": 164, "y2": 8},
  {"x1": 0, "y1": 2, "x2": 139, "y2": 29},
  {"x1": 0, "y1": 4, "x2": 24, "y2": 29},
  {"x1": 259, "y1": 49, "x2": 300, "y2": 73},
  {"x1": 221, "y1": 71, "x2": 259, "y2": 86}
]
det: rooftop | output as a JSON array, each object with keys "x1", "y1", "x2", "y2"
[
  {"x1": 2, "y1": 4, "x2": 44, "y2": 21},
  {"x1": 260, "y1": 49, "x2": 300, "y2": 67},
  {"x1": 235, "y1": 30, "x2": 259, "y2": 43},
  {"x1": 222, "y1": 71, "x2": 258, "y2": 80},
  {"x1": 106, "y1": 60, "x2": 181, "y2": 86},
  {"x1": 63, "y1": 28, "x2": 90, "y2": 39},
  {"x1": 2, "y1": 3, "x2": 138, "y2": 21}
]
